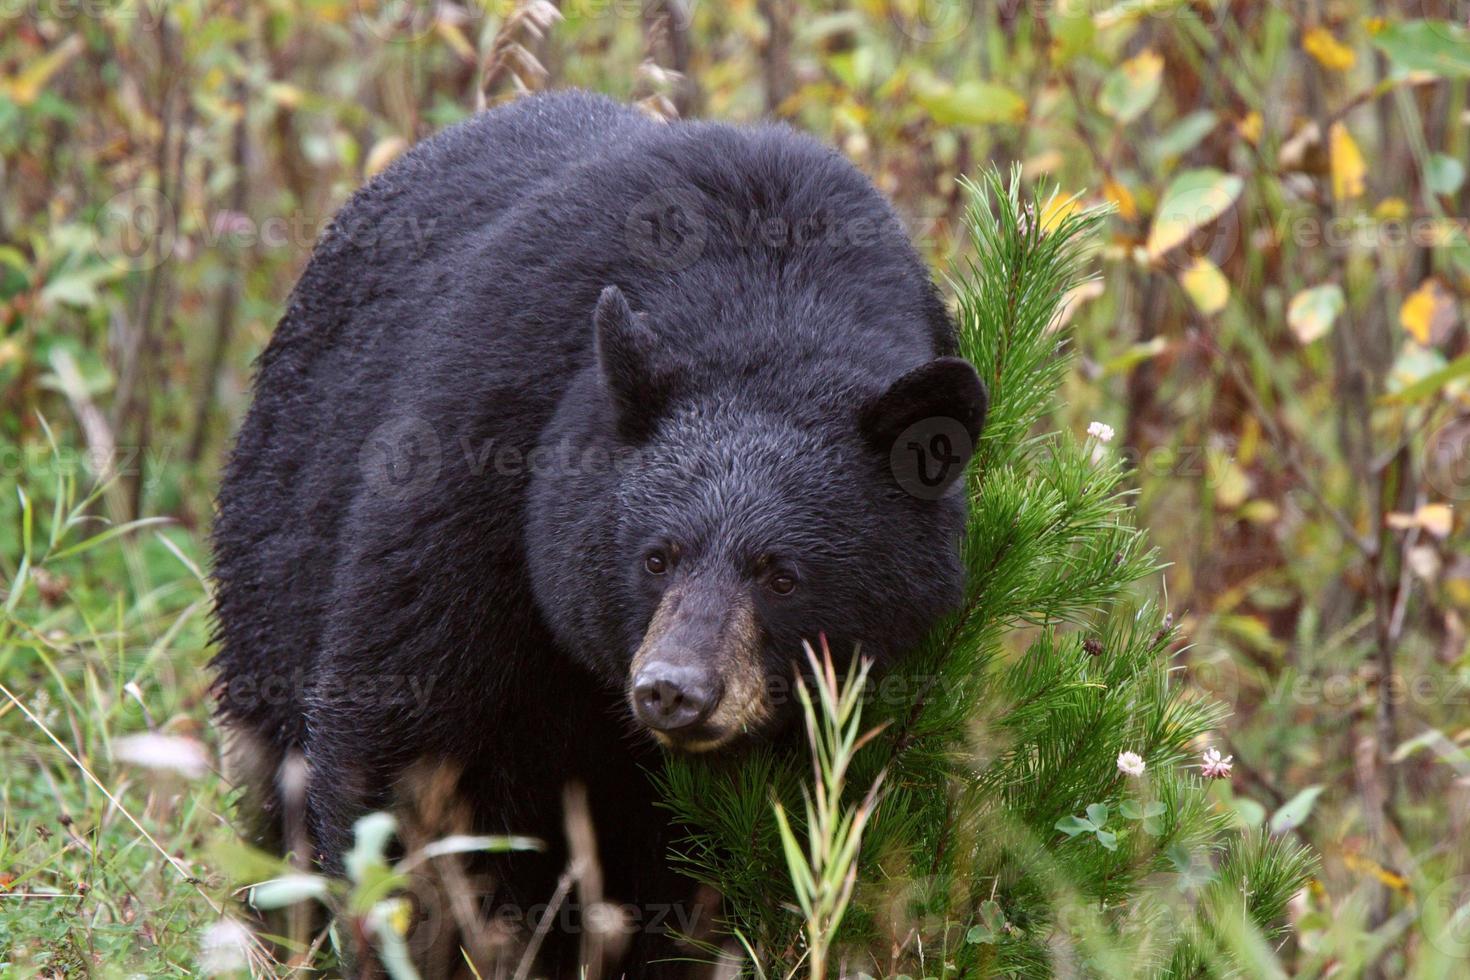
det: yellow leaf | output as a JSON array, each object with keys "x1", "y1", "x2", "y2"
[
  {"x1": 1374, "y1": 197, "x2": 1410, "y2": 220},
  {"x1": 1127, "y1": 48, "x2": 1165, "y2": 80},
  {"x1": 1, "y1": 34, "x2": 84, "y2": 107},
  {"x1": 1330, "y1": 122, "x2": 1366, "y2": 200},
  {"x1": 387, "y1": 896, "x2": 413, "y2": 934},
  {"x1": 266, "y1": 82, "x2": 304, "y2": 110},
  {"x1": 1179, "y1": 257, "x2": 1230, "y2": 315},
  {"x1": 1236, "y1": 111, "x2": 1263, "y2": 146},
  {"x1": 1211, "y1": 452, "x2": 1251, "y2": 510},
  {"x1": 1239, "y1": 500, "x2": 1280, "y2": 524},
  {"x1": 1447, "y1": 572, "x2": 1470, "y2": 609},
  {"x1": 1400, "y1": 283, "x2": 1435, "y2": 343},
  {"x1": 1103, "y1": 179, "x2": 1138, "y2": 221},
  {"x1": 1416, "y1": 503, "x2": 1453, "y2": 538},
  {"x1": 1022, "y1": 150, "x2": 1064, "y2": 177},
  {"x1": 1237, "y1": 415, "x2": 1261, "y2": 466},
  {"x1": 1303, "y1": 27, "x2": 1357, "y2": 72},
  {"x1": 1342, "y1": 853, "x2": 1410, "y2": 893},
  {"x1": 317, "y1": 1, "x2": 350, "y2": 23},
  {"x1": 1040, "y1": 194, "x2": 1080, "y2": 235},
  {"x1": 1393, "y1": 503, "x2": 1454, "y2": 537},
  {"x1": 364, "y1": 137, "x2": 410, "y2": 178},
  {"x1": 1399, "y1": 278, "x2": 1455, "y2": 345}
]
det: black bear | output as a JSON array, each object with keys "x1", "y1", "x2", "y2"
[{"x1": 211, "y1": 90, "x2": 986, "y2": 974}]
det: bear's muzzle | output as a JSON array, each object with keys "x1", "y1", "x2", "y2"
[{"x1": 628, "y1": 578, "x2": 774, "y2": 751}]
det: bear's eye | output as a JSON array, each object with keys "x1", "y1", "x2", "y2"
[
  {"x1": 644, "y1": 552, "x2": 669, "y2": 575},
  {"x1": 768, "y1": 573, "x2": 797, "y2": 596}
]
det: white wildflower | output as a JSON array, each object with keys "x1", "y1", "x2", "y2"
[
  {"x1": 1117, "y1": 750, "x2": 1146, "y2": 777},
  {"x1": 1200, "y1": 747, "x2": 1234, "y2": 780}
]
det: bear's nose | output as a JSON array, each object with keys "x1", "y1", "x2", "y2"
[{"x1": 632, "y1": 662, "x2": 719, "y2": 732}]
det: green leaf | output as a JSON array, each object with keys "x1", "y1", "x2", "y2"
[
  {"x1": 352, "y1": 864, "x2": 410, "y2": 914},
  {"x1": 1269, "y1": 784, "x2": 1324, "y2": 835},
  {"x1": 1286, "y1": 284, "x2": 1346, "y2": 344},
  {"x1": 1391, "y1": 728, "x2": 1449, "y2": 762},
  {"x1": 40, "y1": 264, "x2": 113, "y2": 310},
  {"x1": 914, "y1": 79, "x2": 1027, "y2": 126},
  {"x1": 47, "y1": 517, "x2": 174, "y2": 561},
  {"x1": 346, "y1": 811, "x2": 398, "y2": 884},
  {"x1": 0, "y1": 244, "x2": 31, "y2": 275},
  {"x1": 1385, "y1": 345, "x2": 1450, "y2": 399},
  {"x1": 1049, "y1": 10, "x2": 1095, "y2": 64},
  {"x1": 1055, "y1": 814, "x2": 1094, "y2": 836},
  {"x1": 209, "y1": 838, "x2": 294, "y2": 884},
  {"x1": 1229, "y1": 795, "x2": 1268, "y2": 829},
  {"x1": 966, "y1": 923, "x2": 999, "y2": 945},
  {"x1": 1099, "y1": 49, "x2": 1164, "y2": 123},
  {"x1": 980, "y1": 900, "x2": 1005, "y2": 929},
  {"x1": 1085, "y1": 803, "x2": 1109, "y2": 827},
  {"x1": 1101, "y1": 336, "x2": 1167, "y2": 376},
  {"x1": 966, "y1": 899, "x2": 1007, "y2": 944},
  {"x1": 249, "y1": 873, "x2": 331, "y2": 910},
  {"x1": 1153, "y1": 110, "x2": 1219, "y2": 161},
  {"x1": 1427, "y1": 153, "x2": 1467, "y2": 196},
  {"x1": 1120, "y1": 799, "x2": 1166, "y2": 822},
  {"x1": 418, "y1": 834, "x2": 544, "y2": 858},
  {"x1": 1372, "y1": 20, "x2": 1470, "y2": 79},
  {"x1": 1094, "y1": 829, "x2": 1119, "y2": 851},
  {"x1": 1146, "y1": 168, "x2": 1244, "y2": 258}
]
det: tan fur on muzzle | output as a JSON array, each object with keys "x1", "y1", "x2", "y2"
[{"x1": 629, "y1": 585, "x2": 774, "y2": 751}]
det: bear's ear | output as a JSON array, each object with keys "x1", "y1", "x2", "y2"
[
  {"x1": 593, "y1": 285, "x2": 674, "y2": 441},
  {"x1": 860, "y1": 356, "x2": 988, "y2": 469}
]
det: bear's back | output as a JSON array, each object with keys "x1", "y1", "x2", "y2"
[
  {"x1": 210, "y1": 94, "x2": 658, "y2": 749},
  {"x1": 211, "y1": 91, "x2": 948, "y2": 764}
]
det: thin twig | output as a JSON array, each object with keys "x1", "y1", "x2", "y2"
[{"x1": 512, "y1": 866, "x2": 578, "y2": 980}]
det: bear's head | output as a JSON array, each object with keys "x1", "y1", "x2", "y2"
[{"x1": 526, "y1": 286, "x2": 986, "y2": 752}]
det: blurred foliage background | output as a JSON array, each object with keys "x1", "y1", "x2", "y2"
[{"x1": 2, "y1": 0, "x2": 1469, "y2": 975}]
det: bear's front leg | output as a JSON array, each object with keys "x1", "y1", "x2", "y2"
[{"x1": 300, "y1": 697, "x2": 406, "y2": 871}]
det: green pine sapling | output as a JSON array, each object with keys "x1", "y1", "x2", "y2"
[{"x1": 656, "y1": 169, "x2": 1316, "y2": 977}]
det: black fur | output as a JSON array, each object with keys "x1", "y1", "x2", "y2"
[{"x1": 210, "y1": 91, "x2": 984, "y2": 974}]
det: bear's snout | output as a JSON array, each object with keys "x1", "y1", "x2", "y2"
[
  {"x1": 629, "y1": 578, "x2": 775, "y2": 751},
  {"x1": 631, "y1": 662, "x2": 722, "y2": 732}
]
